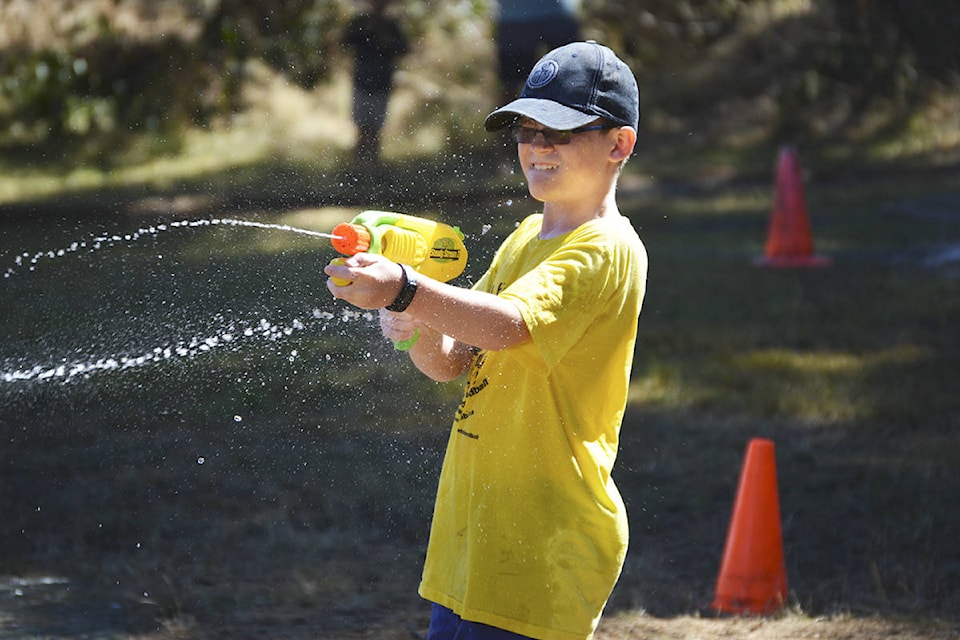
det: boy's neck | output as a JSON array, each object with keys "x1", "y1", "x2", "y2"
[{"x1": 539, "y1": 191, "x2": 620, "y2": 239}]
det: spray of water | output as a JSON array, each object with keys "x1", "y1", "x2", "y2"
[
  {"x1": 1, "y1": 308, "x2": 376, "y2": 385},
  {"x1": 0, "y1": 217, "x2": 365, "y2": 386},
  {"x1": 2, "y1": 217, "x2": 340, "y2": 279}
]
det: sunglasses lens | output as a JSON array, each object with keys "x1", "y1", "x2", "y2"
[
  {"x1": 511, "y1": 127, "x2": 572, "y2": 145},
  {"x1": 511, "y1": 127, "x2": 532, "y2": 143}
]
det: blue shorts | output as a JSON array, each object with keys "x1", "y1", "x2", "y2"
[{"x1": 427, "y1": 604, "x2": 534, "y2": 640}]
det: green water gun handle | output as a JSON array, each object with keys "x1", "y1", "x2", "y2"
[{"x1": 393, "y1": 330, "x2": 420, "y2": 351}]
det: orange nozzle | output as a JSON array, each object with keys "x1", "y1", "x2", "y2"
[{"x1": 331, "y1": 223, "x2": 371, "y2": 255}]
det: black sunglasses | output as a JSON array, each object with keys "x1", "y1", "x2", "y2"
[{"x1": 509, "y1": 124, "x2": 615, "y2": 146}]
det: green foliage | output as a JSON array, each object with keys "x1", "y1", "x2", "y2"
[
  {"x1": 0, "y1": 0, "x2": 351, "y2": 160},
  {"x1": 0, "y1": 49, "x2": 112, "y2": 143},
  {"x1": 588, "y1": 0, "x2": 959, "y2": 145},
  {"x1": 0, "y1": 0, "x2": 957, "y2": 165}
]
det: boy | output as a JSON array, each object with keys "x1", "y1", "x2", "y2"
[{"x1": 326, "y1": 41, "x2": 647, "y2": 640}]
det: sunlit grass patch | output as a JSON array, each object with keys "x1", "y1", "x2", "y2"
[
  {"x1": 629, "y1": 345, "x2": 933, "y2": 423},
  {"x1": 736, "y1": 344, "x2": 930, "y2": 375}
]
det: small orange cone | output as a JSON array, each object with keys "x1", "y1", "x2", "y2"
[
  {"x1": 755, "y1": 146, "x2": 831, "y2": 267},
  {"x1": 711, "y1": 438, "x2": 788, "y2": 615}
]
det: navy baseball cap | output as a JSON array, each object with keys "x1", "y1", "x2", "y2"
[{"x1": 484, "y1": 41, "x2": 640, "y2": 132}]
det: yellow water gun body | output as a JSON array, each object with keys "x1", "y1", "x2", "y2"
[{"x1": 329, "y1": 210, "x2": 468, "y2": 349}]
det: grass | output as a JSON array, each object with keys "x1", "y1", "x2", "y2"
[
  {"x1": 1, "y1": 154, "x2": 959, "y2": 638},
  {"x1": 616, "y1": 170, "x2": 960, "y2": 625}
]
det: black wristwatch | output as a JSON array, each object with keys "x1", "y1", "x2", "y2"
[{"x1": 385, "y1": 263, "x2": 418, "y2": 312}]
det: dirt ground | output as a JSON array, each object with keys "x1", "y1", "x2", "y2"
[{"x1": 3, "y1": 578, "x2": 958, "y2": 640}]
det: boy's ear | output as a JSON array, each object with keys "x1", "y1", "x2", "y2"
[{"x1": 610, "y1": 127, "x2": 637, "y2": 162}]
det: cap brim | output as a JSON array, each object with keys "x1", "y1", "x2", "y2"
[{"x1": 484, "y1": 98, "x2": 599, "y2": 131}]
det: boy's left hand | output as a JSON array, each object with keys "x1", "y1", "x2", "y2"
[{"x1": 379, "y1": 309, "x2": 419, "y2": 344}]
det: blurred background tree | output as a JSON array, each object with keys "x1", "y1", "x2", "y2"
[
  {"x1": 0, "y1": 0, "x2": 350, "y2": 163},
  {"x1": 588, "y1": 0, "x2": 960, "y2": 145},
  {"x1": 0, "y1": 0, "x2": 956, "y2": 167}
]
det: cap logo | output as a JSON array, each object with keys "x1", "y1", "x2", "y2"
[{"x1": 526, "y1": 59, "x2": 559, "y2": 89}]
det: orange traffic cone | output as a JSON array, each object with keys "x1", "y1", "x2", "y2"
[
  {"x1": 711, "y1": 438, "x2": 788, "y2": 615},
  {"x1": 755, "y1": 146, "x2": 831, "y2": 267}
]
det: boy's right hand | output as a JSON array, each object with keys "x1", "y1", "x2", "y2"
[{"x1": 326, "y1": 253, "x2": 404, "y2": 310}]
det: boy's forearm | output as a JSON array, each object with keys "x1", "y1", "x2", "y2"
[
  {"x1": 406, "y1": 277, "x2": 530, "y2": 352},
  {"x1": 408, "y1": 329, "x2": 474, "y2": 382}
]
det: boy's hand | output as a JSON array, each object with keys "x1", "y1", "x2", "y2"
[
  {"x1": 379, "y1": 309, "x2": 419, "y2": 344},
  {"x1": 325, "y1": 252, "x2": 404, "y2": 310}
]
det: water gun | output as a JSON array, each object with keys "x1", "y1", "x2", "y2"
[{"x1": 328, "y1": 210, "x2": 468, "y2": 349}]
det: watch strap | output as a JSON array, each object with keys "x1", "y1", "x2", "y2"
[{"x1": 385, "y1": 263, "x2": 418, "y2": 312}]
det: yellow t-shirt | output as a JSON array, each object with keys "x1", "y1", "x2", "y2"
[{"x1": 419, "y1": 213, "x2": 648, "y2": 640}]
